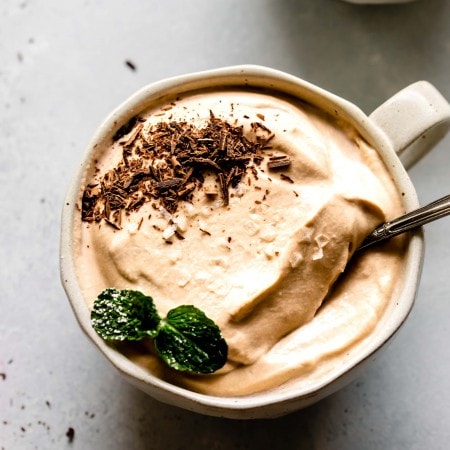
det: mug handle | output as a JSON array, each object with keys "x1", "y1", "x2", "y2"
[{"x1": 369, "y1": 81, "x2": 450, "y2": 170}]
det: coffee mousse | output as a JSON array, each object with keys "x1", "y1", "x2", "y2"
[{"x1": 74, "y1": 87, "x2": 406, "y2": 396}]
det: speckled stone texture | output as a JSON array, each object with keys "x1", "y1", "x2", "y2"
[{"x1": 1, "y1": 0, "x2": 450, "y2": 448}]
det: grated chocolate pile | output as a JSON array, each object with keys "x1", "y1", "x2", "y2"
[{"x1": 81, "y1": 111, "x2": 289, "y2": 230}]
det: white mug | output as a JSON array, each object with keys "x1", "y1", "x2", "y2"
[{"x1": 60, "y1": 65, "x2": 450, "y2": 419}]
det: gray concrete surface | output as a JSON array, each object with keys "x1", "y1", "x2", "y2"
[{"x1": 1, "y1": 0, "x2": 450, "y2": 448}]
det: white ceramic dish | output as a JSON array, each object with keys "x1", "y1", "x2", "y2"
[{"x1": 60, "y1": 65, "x2": 450, "y2": 419}]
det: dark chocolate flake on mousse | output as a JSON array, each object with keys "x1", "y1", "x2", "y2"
[{"x1": 82, "y1": 110, "x2": 284, "y2": 230}]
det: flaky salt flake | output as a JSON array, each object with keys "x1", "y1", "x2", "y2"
[
  {"x1": 315, "y1": 234, "x2": 330, "y2": 248},
  {"x1": 289, "y1": 251, "x2": 303, "y2": 268},
  {"x1": 260, "y1": 225, "x2": 277, "y2": 242},
  {"x1": 311, "y1": 247, "x2": 324, "y2": 260},
  {"x1": 176, "y1": 269, "x2": 191, "y2": 287},
  {"x1": 184, "y1": 202, "x2": 196, "y2": 217},
  {"x1": 127, "y1": 221, "x2": 139, "y2": 235},
  {"x1": 173, "y1": 214, "x2": 187, "y2": 232},
  {"x1": 158, "y1": 206, "x2": 172, "y2": 222},
  {"x1": 244, "y1": 220, "x2": 259, "y2": 236},
  {"x1": 264, "y1": 244, "x2": 277, "y2": 259},
  {"x1": 162, "y1": 224, "x2": 177, "y2": 241}
]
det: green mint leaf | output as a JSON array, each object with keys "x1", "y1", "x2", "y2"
[
  {"x1": 91, "y1": 288, "x2": 161, "y2": 341},
  {"x1": 154, "y1": 305, "x2": 228, "y2": 374}
]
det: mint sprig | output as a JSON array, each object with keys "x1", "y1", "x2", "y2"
[
  {"x1": 91, "y1": 288, "x2": 228, "y2": 374},
  {"x1": 155, "y1": 305, "x2": 228, "y2": 373},
  {"x1": 92, "y1": 289, "x2": 161, "y2": 341}
]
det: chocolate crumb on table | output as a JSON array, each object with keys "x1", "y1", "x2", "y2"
[
  {"x1": 125, "y1": 60, "x2": 136, "y2": 71},
  {"x1": 66, "y1": 426, "x2": 75, "y2": 443},
  {"x1": 81, "y1": 111, "x2": 284, "y2": 230}
]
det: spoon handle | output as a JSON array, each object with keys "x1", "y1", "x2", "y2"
[{"x1": 358, "y1": 194, "x2": 450, "y2": 250}]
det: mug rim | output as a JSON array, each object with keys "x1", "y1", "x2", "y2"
[{"x1": 60, "y1": 64, "x2": 424, "y2": 418}]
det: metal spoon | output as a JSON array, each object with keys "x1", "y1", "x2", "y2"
[{"x1": 358, "y1": 194, "x2": 450, "y2": 251}]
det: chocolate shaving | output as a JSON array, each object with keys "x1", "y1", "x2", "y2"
[
  {"x1": 190, "y1": 157, "x2": 222, "y2": 172},
  {"x1": 82, "y1": 112, "x2": 275, "y2": 227},
  {"x1": 123, "y1": 123, "x2": 143, "y2": 147},
  {"x1": 251, "y1": 121, "x2": 272, "y2": 134},
  {"x1": 280, "y1": 173, "x2": 295, "y2": 183},
  {"x1": 113, "y1": 116, "x2": 139, "y2": 142},
  {"x1": 267, "y1": 155, "x2": 291, "y2": 170},
  {"x1": 156, "y1": 178, "x2": 183, "y2": 190},
  {"x1": 218, "y1": 172, "x2": 229, "y2": 206}
]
